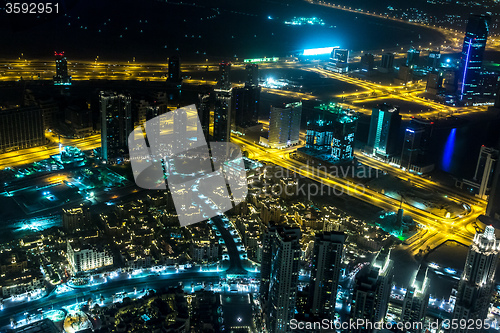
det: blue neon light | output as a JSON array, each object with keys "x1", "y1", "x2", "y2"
[
  {"x1": 406, "y1": 128, "x2": 414, "y2": 133},
  {"x1": 460, "y1": 39, "x2": 473, "y2": 101},
  {"x1": 442, "y1": 128, "x2": 456, "y2": 172}
]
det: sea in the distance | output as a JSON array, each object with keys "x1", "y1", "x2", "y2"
[{"x1": 0, "y1": 0, "x2": 445, "y2": 61}]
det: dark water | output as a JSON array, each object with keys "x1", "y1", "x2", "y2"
[{"x1": 0, "y1": 0, "x2": 445, "y2": 61}]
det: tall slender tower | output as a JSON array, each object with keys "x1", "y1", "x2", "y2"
[
  {"x1": 309, "y1": 232, "x2": 346, "y2": 319},
  {"x1": 213, "y1": 62, "x2": 232, "y2": 142},
  {"x1": 53, "y1": 52, "x2": 71, "y2": 85},
  {"x1": 100, "y1": 91, "x2": 132, "y2": 163},
  {"x1": 449, "y1": 226, "x2": 499, "y2": 333},
  {"x1": 260, "y1": 224, "x2": 301, "y2": 333},
  {"x1": 350, "y1": 248, "x2": 393, "y2": 333},
  {"x1": 367, "y1": 103, "x2": 401, "y2": 157},
  {"x1": 401, "y1": 265, "x2": 430, "y2": 333},
  {"x1": 458, "y1": 14, "x2": 490, "y2": 103}
]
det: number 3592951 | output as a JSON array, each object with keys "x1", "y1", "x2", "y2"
[{"x1": 6, "y1": 2, "x2": 59, "y2": 14}]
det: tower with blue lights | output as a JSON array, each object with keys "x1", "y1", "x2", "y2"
[{"x1": 458, "y1": 14, "x2": 490, "y2": 104}]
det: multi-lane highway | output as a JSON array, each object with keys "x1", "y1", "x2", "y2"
[{"x1": 232, "y1": 135, "x2": 484, "y2": 254}]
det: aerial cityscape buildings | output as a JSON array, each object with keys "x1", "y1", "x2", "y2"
[{"x1": 0, "y1": 2, "x2": 500, "y2": 333}]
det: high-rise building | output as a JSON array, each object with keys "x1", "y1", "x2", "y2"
[
  {"x1": 167, "y1": 55, "x2": 181, "y2": 83},
  {"x1": 309, "y1": 232, "x2": 346, "y2": 319},
  {"x1": 0, "y1": 106, "x2": 45, "y2": 153},
  {"x1": 407, "y1": 48, "x2": 420, "y2": 68},
  {"x1": 213, "y1": 62, "x2": 233, "y2": 142},
  {"x1": 398, "y1": 65, "x2": 413, "y2": 83},
  {"x1": 367, "y1": 103, "x2": 402, "y2": 157},
  {"x1": 427, "y1": 51, "x2": 441, "y2": 71},
  {"x1": 361, "y1": 53, "x2": 375, "y2": 72},
  {"x1": 473, "y1": 146, "x2": 499, "y2": 200},
  {"x1": 234, "y1": 64, "x2": 260, "y2": 129},
  {"x1": 302, "y1": 102, "x2": 357, "y2": 162},
  {"x1": 401, "y1": 266, "x2": 429, "y2": 333},
  {"x1": 260, "y1": 225, "x2": 301, "y2": 333},
  {"x1": 326, "y1": 49, "x2": 349, "y2": 73},
  {"x1": 449, "y1": 226, "x2": 499, "y2": 333},
  {"x1": 245, "y1": 63, "x2": 259, "y2": 86},
  {"x1": 350, "y1": 248, "x2": 393, "y2": 333},
  {"x1": 53, "y1": 52, "x2": 71, "y2": 85},
  {"x1": 100, "y1": 91, "x2": 132, "y2": 162},
  {"x1": 400, "y1": 126, "x2": 425, "y2": 171},
  {"x1": 268, "y1": 102, "x2": 302, "y2": 149},
  {"x1": 426, "y1": 71, "x2": 444, "y2": 95},
  {"x1": 62, "y1": 208, "x2": 91, "y2": 234},
  {"x1": 458, "y1": 14, "x2": 491, "y2": 103},
  {"x1": 67, "y1": 240, "x2": 113, "y2": 273},
  {"x1": 217, "y1": 61, "x2": 231, "y2": 90},
  {"x1": 380, "y1": 53, "x2": 395, "y2": 73},
  {"x1": 197, "y1": 92, "x2": 211, "y2": 141},
  {"x1": 486, "y1": 161, "x2": 500, "y2": 219}
]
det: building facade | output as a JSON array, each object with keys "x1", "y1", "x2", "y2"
[
  {"x1": 100, "y1": 91, "x2": 132, "y2": 162},
  {"x1": 268, "y1": 102, "x2": 302, "y2": 149}
]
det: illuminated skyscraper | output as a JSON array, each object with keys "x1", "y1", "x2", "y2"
[
  {"x1": 167, "y1": 55, "x2": 181, "y2": 83},
  {"x1": 367, "y1": 103, "x2": 401, "y2": 157},
  {"x1": 350, "y1": 248, "x2": 393, "y2": 333},
  {"x1": 401, "y1": 265, "x2": 429, "y2": 333},
  {"x1": 473, "y1": 146, "x2": 498, "y2": 200},
  {"x1": 380, "y1": 53, "x2": 394, "y2": 73},
  {"x1": 100, "y1": 91, "x2": 132, "y2": 162},
  {"x1": 309, "y1": 232, "x2": 346, "y2": 319},
  {"x1": 449, "y1": 226, "x2": 499, "y2": 333},
  {"x1": 213, "y1": 62, "x2": 232, "y2": 142},
  {"x1": 245, "y1": 63, "x2": 259, "y2": 86},
  {"x1": 458, "y1": 14, "x2": 490, "y2": 103},
  {"x1": 302, "y1": 103, "x2": 357, "y2": 162},
  {"x1": 361, "y1": 53, "x2": 375, "y2": 72},
  {"x1": 406, "y1": 48, "x2": 420, "y2": 68},
  {"x1": 53, "y1": 52, "x2": 71, "y2": 85},
  {"x1": 0, "y1": 106, "x2": 44, "y2": 152},
  {"x1": 260, "y1": 225, "x2": 301, "y2": 333},
  {"x1": 197, "y1": 92, "x2": 211, "y2": 141},
  {"x1": 400, "y1": 125, "x2": 425, "y2": 171},
  {"x1": 486, "y1": 163, "x2": 500, "y2": 219},
  {"x1": 326, "y1": 49, "x2": 349, "y2": 73},
  {"x1": 234, "y1": 64, "x2": 260, "y2": 128},
  {"x1": 427, "y1": 51, "x2": 441, "y2": 71},
  {"x1": 268, "y1": 102, "x2": 302, "y2": 148}
]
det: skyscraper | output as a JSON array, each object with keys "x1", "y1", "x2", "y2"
[
  {"x1": 449, "y1": 226, "x2": 499, "y2": 333},
  {"x1": 213, "y1": 62, "x2": 232, "y2": 142},
  {"x1": 53, "y1": 52, "x2": 71, "y2": 85},
  {"x1": 458, "y1": 14, "x2": 490, "y2": 103},
  {"x1": 367, "y1": 103, "x2": 402, "y2": 157},
  {"x1": 233, "y1": 64, "x2": 260, "y2": 128},
  {"x1": 308, "y1": 232, "x2": 346, "y2": 319},
  {"x1": 486, "y1": 163, "x2": 500, "y2": 220},
  {"x1": 0, "y1": 106, "x2": 45, "y2": 152},
  {"x1": 407, "y1": 48, "x2": 420, "y2": 68},
  {"x1": 350, "y1": 248, "x2": 393, "y2": 333},
  {"x1": 268, "y1": 102, "x2": 302, "y2": 148},
  {"x1": 400, "y1": 126, "x2": 425, "y2": 171},
  {"x1": 167, "y1": 55, "x2": 181, "y2": 83},
  {"x1": 427, "y1": 51, "x2": 441, "y2": 71},
  {"x1": 473, "y1": 146, "x2": 498, "y2": 200},
  {"x1": 100, "y1": 91, "x2": 132, "y2": 162},
  {"x1": 197, "y1": 92, "x2": 211, "y2": 141},
  {"x1": 245, "y1": 63, "x2": 259, "y2": 86},
  {"x1": 361, "y1": 53, "x2": 375, "y2": 72},
  {"x1": 326, "y1": 49, "x2": 349, "y2": 73},
  {"x1": 260, "y1": 225, "x2": 301, "y2": 333},
  {"x1": 401, "y1": 265, "x2": 429, "y2": 333},
  {"x1": 380, "y1": 53, "x2": 394, "y2": 73}
]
